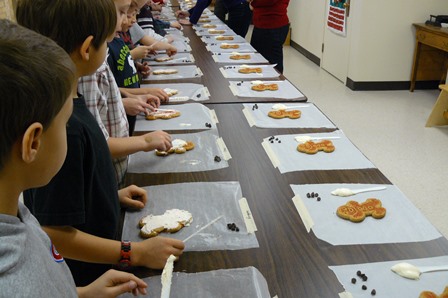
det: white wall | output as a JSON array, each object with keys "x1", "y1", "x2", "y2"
[
  {"x1": 289, "y1": 0, "x2": 448, "y2": 83},
  {"x1": 288, "y1": 0, "x2": 326, "y2": 58}
]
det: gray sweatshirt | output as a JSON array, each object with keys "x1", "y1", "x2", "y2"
[{"x1": 0, "y1": 202, "x2": 77, "y2": 297}]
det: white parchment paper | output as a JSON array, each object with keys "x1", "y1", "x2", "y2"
[
  {"x1": 207, "y1": 42, "x2": 256, "y2": 53},
  {"x1": 140, "y1": 82, "x2": 209, "y2": 102},
  {"x1": 212, "y1": 52, "x2": 269, "y2": 64},
  {"x1": 291, "y1": 183, "x2": 441, "y2": 245},
  {"x1": 144, "y1": 65, "x2": 202, "y2": 81},
  {"x1": 134, "y1": 103, "x2": 215, "y2": 132},
  {"x1": 119, "y1": 267, "x2": 271, "y2": 298},
  {"x1": 242, "y1": 102, "x2": 336, "y2": 128},
  {"x1": 122, "y1": 182, "x2": 259, "y2": 251},
  {"x1": 145, "y1": 52, "x2": 194, "y2": 66},
  {"x1": 263, "y1": 131, "x2": 376, "y2": 173},
  {"x1": 127, "y1": 129, "x2": 229, "y2": 173},
  {"x1": 220, "y1": 65, "x2": 280, "y2": 79},
  {"x1": 330, "y1": 256, "x2": 448, "y2": 298},
  {"x1": 230, "y1": 80, "x2": 305, "y2": 100}
]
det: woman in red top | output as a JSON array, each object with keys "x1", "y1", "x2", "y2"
[{"x1": 249, "y1": 0, "x2": 290, "y2": 73}]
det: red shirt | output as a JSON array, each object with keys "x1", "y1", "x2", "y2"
[{"x1": 251, "y1": 0, "x2": 290, "y2": 29}]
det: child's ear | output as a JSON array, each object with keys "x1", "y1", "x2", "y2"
[
  {"x1": 21, "y1": 123, "x2": 44, "y2": 163},
  {"x1": 79, "y1": 35, "x2": 94, "y2": 61}
]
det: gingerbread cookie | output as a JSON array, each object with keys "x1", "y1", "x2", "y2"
[
  {"x1": 146, "y1": 109, "x2": 181, "y2": 120},
  {"x1": 230, "y1": 54, "x2": 250, "y2": 60},
  {"x1": 153, "y1": 69, "x2": 178, "y2": 75},
  {"x1": 202, "y1": 24, "x2": 217, "y2": 28},
  {"x1": 238, "y1": 67, "x2": 262, "y2": 74},
  {"x1": 336, "y1": 198, "x2": 386, "y2": 223},
  {"x1": 251, "y1": 83, "x2": 279, "y2": 92},
  {"x1": 155, "y1": 139, "x2": 195, "y2": 156},
  {"x1": 208, "y1": 29, "x2": 225, "y2": 34},
  {"x1": 198, "y1": 19, "x2": 211, "y2": 23},
  {"x1": 163, "y1": 88, "x2": 178, "y2": 97},
  {"x1": 216, "y1": 35, "x2": 234, "y2": 41},
  {"x1": 268, "y1": 109, "x2": 301, "y2": 119},
  {"x1": 297, "y1": 140, "x2": 335, "y2": 154},
  {"x1": 139, "y1": 209, "x2": 193, "y2": 238},
  {"x1": 419, "y1": 287, "x2": 448, "y2": 298},
  {"x1": 155, "y1": 56, "x2": 173, "y2": 62},
  {"x1": 220, "y1": 43, "x2": 240, "y2": 49}
]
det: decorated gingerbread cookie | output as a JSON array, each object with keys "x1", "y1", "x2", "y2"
[
  {"x1": 155, "y1": 139, "x2": 195, "y2": 156},
  {"x1": 336, "y1": 198, "x2": 386, "y2": 223},
  {"x1": 216, "y1": 35, "x2": 234, "y2": 41},
  {"x1": 139, "y1": 209, "x2": 193, "y2": 238},
  {"x1": 155, "y1": 56, "x2": 173, "y2": 62},
  {"x1": 163, "y1": 88, "x2": 178, "y2": 97},
  {"x1": 297, "y1": 140, "x2": 335, "y2": 154},
  {"x1": 146, "y1": 109, "x2": 180, "y2": 120},
  {"x1": 152, "y1": 69, "x2": 178, "y2": 75},
  {"x1": 238, "y1": 67, "x2": 262, "y2": 74},
  {"x1": 268, "y1": 109, "x2": 301, "y2": 119},
  {"x1": 220, "y1": 43, "x2": 240, "y2": 49},
  {"x1": 251, "y1": 83, "x2": 279, "y2": 92},
  {"x1": 419, "y1": 287, "x2": 448, "y2": 298},
  {"x1": 202, "y1": 24, "x2": 217, "y2": 28},
  {"x1": 230, "y1": 54, "x2": 250, "y2": 60},
  {"x1": 208, "y1": 29, "x2": 225, "y2": 34}
]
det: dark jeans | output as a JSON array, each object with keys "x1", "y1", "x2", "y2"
[
  {"x1": 227, "y1": 2, "x2": 252, "y2": 38},
  {"x1": 250, "y1": 23, "x2": 290, "y2": 73},
  {"x1": 214, "y1": 0, "x2": 227, "y2": 22}
]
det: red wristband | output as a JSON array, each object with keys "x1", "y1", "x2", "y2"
[{"x1": 118, "y1": 240, "x2": 131, "y2": 270}]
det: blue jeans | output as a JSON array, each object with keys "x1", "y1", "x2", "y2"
[
  {"x1": 227, "y1": 2, "x2": 252, "y2": 38},
  {"x1": 250, "y1": 23, "x2": 290, "y2": 73}
]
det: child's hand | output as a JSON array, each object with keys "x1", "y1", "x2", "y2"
[
  {"x1": 137, "y1": 61, "x2": 151, "y2": 77},
  {"x1": 130, "y1": 46, "x2": 154, "y2": 60},
  {"x1": 166, "y1": 45, "x2": 177, "y2": 57},
  {"x1": 178, "y1": 19, "x2": 192, "y2": 26},
  {"x1": 77, "y1": 269, "x2": 147, "y2": 298},
  {"x1": 122, "y1": 95, "x2": 160, "y2": 115},
  {"x1": 142, "y1": 130, "x2": 172, "y2": 152},
  {"x1": 141, "y1": 87, "x2": 169, "y2": 102},
  {"x1": 175, "y1": 10, "x2": 189, "y2": 18},
  {"x1": 170, "y1": 21, "x2": 182, "y2": 30},
  {"x1": 133, "y1": 237, "x2": 185, "y2": 269},
  {"x1": 165, "y1": 35, "x2": 175, "y2": 43},
  {"x1": 118, "y1": 185, "x2": 147, "y2": 209}
]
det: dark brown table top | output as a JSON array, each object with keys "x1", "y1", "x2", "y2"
[
  {"x1": 142, "y1": 24, "x2": 307, "y2": 104},
  {"x1": 126, "y1": 104, "x2": 448, "y2": 297}
]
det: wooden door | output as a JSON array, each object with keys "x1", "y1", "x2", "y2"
[{"x1": 321, "y1": 0, "x2": 351, "y2": 83}]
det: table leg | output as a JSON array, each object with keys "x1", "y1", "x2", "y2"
[{"x1": 410, "y1": 41, "x2": 422, "y2": 92}]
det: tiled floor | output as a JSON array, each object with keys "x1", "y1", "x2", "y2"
[{"x1": 282, "y1": 45, "x2": 448, "y2": 238}]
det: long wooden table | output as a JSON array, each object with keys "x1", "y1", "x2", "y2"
[{"x1": 126, "y1": 17, "x2": 448, "y2": 297}]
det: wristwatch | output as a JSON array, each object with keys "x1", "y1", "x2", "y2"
[{"x1": 118, "y1": 240, "x2": 131, "y2": 270}]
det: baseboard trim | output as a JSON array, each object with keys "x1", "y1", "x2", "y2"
[
  {"x1": 290, "y1": 40, "x2": 320, "y2": 66},
  {"x1": 346, "y1": 78, "x2": 441, "y2": 91}
]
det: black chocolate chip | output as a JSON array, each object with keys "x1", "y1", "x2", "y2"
[
  {"x1": 317, "y1": 197, "x2": 321, "y2": 201},
  {"x1": 214, "y1": 156, "x2": 221, "y2": 162},
  {"x1": 351, "y1": 278, "x2": 356, "y2": 284},
  {"x1": 371, "y1": 289, "x2": 376, "y2": 296},
  {"x1": 356, "y1": 271, "x2": 362, "y2": 277},
  {"x1": 362, "y1": 285, "x2": 367, "y2": 290},
  {"x1": 362, "y1": 275, "x2": 368, "y2": 281},
  {"x1": 306, "y1": 193, "x2": 311, "y2": 198}
]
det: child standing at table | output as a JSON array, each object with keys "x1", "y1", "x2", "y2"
[
  {"x1": 0, "y1": 19, "x2": 147, "y2": 297},
  {"x1": 17, "y1": 0, "x2": 185, "y2": 287},
  {"x1": 78, "y1": 0, "x2": 172, "y2": 186},
  {"x1": 176, "y1": 0, "x2": 212, "y2": 25}
]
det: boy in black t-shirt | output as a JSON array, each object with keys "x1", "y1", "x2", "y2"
[{"x1": 17, "y1": 0, "x2": 185, "y2": 287}]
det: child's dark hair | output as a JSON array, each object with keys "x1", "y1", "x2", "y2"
[
  {"x1": 15, "y1": 0, "x2": 117, "y2": 54},
  {"x1": 0, "y1": 19, "x2": 75, "y2": 171}
]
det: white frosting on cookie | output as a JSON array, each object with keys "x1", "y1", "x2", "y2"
[
  {"x1": 163, "y1": 88, "x2": 178, "y2": 96},
  {"x1": 251, "y1": 80, "x2": 264, "y2": 85},
  {"x1": 141, "y1": 209, "x2": 193, "y2": 235},
  {"x1": 171, "y1": 139, "x2": 187, "y2": 149},
  {"x1": 272, "y1": 104, "x2": 287, "y2": 110}
]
